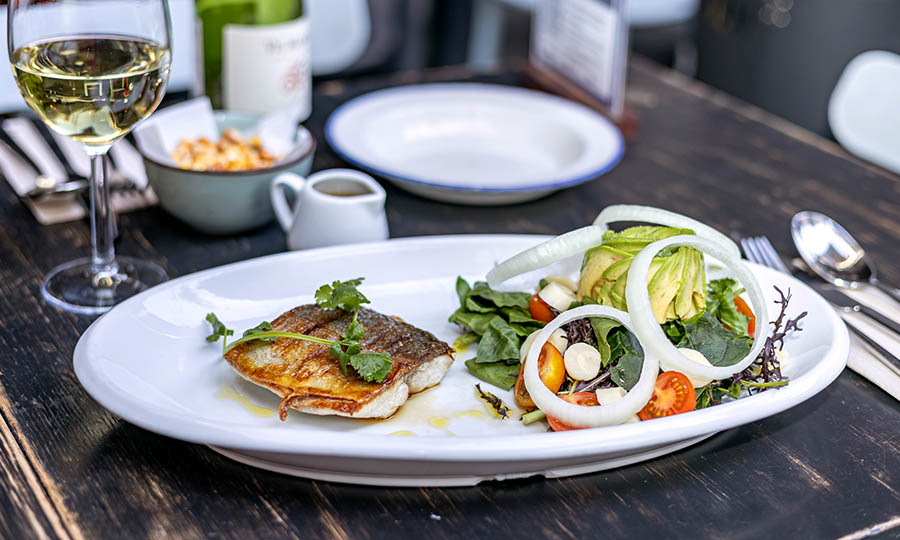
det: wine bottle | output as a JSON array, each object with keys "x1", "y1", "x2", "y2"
[{"x1": 195, "y1": 0, "x2": 311, "y2": 119}]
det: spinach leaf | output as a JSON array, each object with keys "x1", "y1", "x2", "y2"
[
  {"x1": 466, "y1": 360, "x2": 519, "y2": 391},
  {"x1": 680, "y1": 312, "x2": 752, "y2": 366},
  {"x1": 608, "y1": 329, "x2": 644, "y2": 390},
  {"x1": 475, "y1": 318, "x2": 521, "y2": 364},
  {"x1": 662, "y1": 320, "x2": 686, "y2": 346},
  {"x1": 448, "y1": 309, "x2": 504, "y2": 335},
  {"x1": 707, "y1": 278, "x2": 750, "y2": 336},
  {"x1": 467, "y1": 281, "x2": 531, "y2": 310},
  {"x1": 455, "y1": 276, "x2": 471, "y2": 306},
  {"x1": 590, "y1": 317, "x2": 621, "y2": 366}
]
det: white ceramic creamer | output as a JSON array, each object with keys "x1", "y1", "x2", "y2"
[{"x1": 270, "y1": 168, "x2": 388, "y2": 250}]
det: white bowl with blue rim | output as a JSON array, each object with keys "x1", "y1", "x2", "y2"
[
  {"x1": 140, "y1": 111, "x2": 316, "y2": 235},
  {"x1": 325, "y1": 83, "x2": 624, "y2": 205}
]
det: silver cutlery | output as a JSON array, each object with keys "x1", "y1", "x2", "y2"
[
  {"x1": 1, "y1": 116, "x2": 134, "y2": 199},
  {"x1": 742, "y1": 235, "x2": 900, "y2": 336},
  {"x1": 791, "y1": 211, "x2": 900, "y2": 304},
  {"x1": 741, "y1": 235, "x2": 900, "y2": 373}
]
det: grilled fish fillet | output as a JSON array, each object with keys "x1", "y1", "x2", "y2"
[{"x1": 224, "y1": 305, "x2": 454, "y2": 419}]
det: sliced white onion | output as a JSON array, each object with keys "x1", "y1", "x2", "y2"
[
  {"x1": 593, "y1": 205, "x2": 741, "y2": 259},
  {"x1": 486, "y1": 225, "x2": 606, "y2": 287},
  {"x1": 524, "y1": 305, "x2": 659, "y2": 428},
  {"x1": 625, "y1": 235, "x2": 768, "y2": 380}
]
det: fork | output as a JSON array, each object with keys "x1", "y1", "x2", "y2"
[{"x1": 741, "y1": 235, "x2": 900, "y2": 371}]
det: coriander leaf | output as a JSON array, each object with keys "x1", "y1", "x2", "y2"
[
  {"x1": 707, "y1": 278, "x2": 750, "y2": 336},
  {"x1": 465, "y1": 359, "x2": 519, "y2": 390},
  {"x1": 608, "y1": 328, "x2": 644, "y2": 390},
  {"x1": 242, "y1": 321, "x2": 277, "y2": 342},
  {"x1": 475, "y1": 318, "x2": 521, "y2": 364},
  {"x1": 315, "y1": 278, "x2": 368, "y2": 312},
  {"x1": 350, "y1": 352, "x2": 394, "y2": 383},
  {"x1": 205, "y1": 313, "x2": 234, "y2": 349},
  {"x1": 345, "y1": 318, "x2": 365, "y2": 342},
  {"x1": 455, "y1": 277, "x2": 471, "y2": 307},
  {"x1": 330, "y1": 342, "x2": 352, "y2": 375}
]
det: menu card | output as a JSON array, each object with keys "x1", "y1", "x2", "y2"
[{"x1": 531, "y1": 0, "x2": 630, "y2": 119}]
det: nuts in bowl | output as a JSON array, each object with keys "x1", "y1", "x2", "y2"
[{"x1": 171, "y1": 128, "x2": 281, "y2": 171}]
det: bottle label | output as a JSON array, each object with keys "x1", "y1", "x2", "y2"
[{"x1": 222, "y1": 17, "x2": 311, "y2": 119}]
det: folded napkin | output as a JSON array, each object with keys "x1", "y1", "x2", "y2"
[
  {"x1": 0, "y1": 116, "x2": 156, "y2": 225},
  {"x1": 840, "y1": 290, "x2": 900, "y2": 401}
]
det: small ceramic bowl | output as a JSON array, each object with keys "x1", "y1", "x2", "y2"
[{"x1": 141, "y1": 111, "x2": 316, "y2": 235}]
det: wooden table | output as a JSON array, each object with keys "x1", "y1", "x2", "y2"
[{"x1": 1, "y1": 58, "x2": 899, "y2": 540}]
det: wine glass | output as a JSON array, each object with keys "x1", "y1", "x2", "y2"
[{"x1": 8, "y1": 0, "x2": 172, "y2": 314}]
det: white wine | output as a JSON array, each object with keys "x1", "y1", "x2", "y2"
[{"x1": 11, "y1": 35, "x2": 170, "y2": 147}]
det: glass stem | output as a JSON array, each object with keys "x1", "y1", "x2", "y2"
[{"x1": 87, "y1": 147, "x2": 117, "y2": 285}]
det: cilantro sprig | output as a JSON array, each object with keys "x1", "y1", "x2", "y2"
[{"x1": 205, "y1": 278, "x2": 393, "y2": 383}]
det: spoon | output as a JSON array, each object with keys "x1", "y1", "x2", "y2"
[{"x1": 791, "y1": 211, "x2": 900, "y2": 304}]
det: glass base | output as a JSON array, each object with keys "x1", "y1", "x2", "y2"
[{"x1": 41, "y1": 256, "x2": 168, "y2": 315}]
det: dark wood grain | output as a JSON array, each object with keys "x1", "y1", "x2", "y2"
[{"x1": 0, "y1": 58, "x2": 899, "y2": 540}]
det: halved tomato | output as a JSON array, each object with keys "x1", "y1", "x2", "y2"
[
  {"x1": 529, "y1": 294, "x2": 555, "y2": 323},
  {"x1": 546, "y1": 392, "x2": 599, "y2": 431},
  {"x1": 638, "y1": 371, "x2": 696, "y2": 420},
  {"x1": 733, "y1": 296, "x2": 756, "y2": 335},
  {"x1": 514, "y1": 342, "x2": 566, "y2": 408}
]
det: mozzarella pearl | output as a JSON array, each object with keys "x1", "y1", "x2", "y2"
[
  {"x1": 538, "y1": 282, "x2": 578, "y2": 311},
  {"x1": 595, "y1": 387, "x2": 640, "y2": 424},
  {"x1": 521, "y1": 328, "x2": 568, "y2": 362},
  {"x1": 564, "y1": 343, "x2": 602, "y2": 380},
  {"x1": 677, "y1": 348, "x2": 715, "y2": 388}
]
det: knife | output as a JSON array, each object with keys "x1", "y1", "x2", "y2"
[{"x1": 808, "y1": 282, "x2": 900, "y2": 338}]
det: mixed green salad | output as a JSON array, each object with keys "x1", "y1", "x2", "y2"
[{"x1": 452, "y1": 220, "x2": 806, "y2": 431}]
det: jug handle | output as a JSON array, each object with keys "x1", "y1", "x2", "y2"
[{"x1": 270, "y1": 172, "x2": 307, "y2": 232}]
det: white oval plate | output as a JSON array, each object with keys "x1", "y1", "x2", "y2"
[
  {"x1": 74, "y1": 235, "x2": 848, "y2": 486},
  {"x1": 325, "y1": 84, "x2": 625, "y2": 205}
]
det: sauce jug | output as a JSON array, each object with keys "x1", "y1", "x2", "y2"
[{"x1": 270, "y1": 169, "x2": 389, "y2": 250}]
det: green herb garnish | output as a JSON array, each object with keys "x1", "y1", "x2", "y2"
[{"x1": 205, "y1": 278, "x2": 393, "y2": 383}]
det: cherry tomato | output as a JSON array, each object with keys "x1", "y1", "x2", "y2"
[
  {"x1": 529, "y1": 294, "x2": 555, "y2": 323},
  {"x1": 546, "y1": 392, "x2": 599, "y2": 431},
  {"x1": 733, "y1": 296, "x2": 756, "y2": 335},
  {"x1": 514, "y1": 342, "x2": 566, "y2": 408},
  {"x1": 638, "y1": 371, "x2": 696, "y2": 420}
]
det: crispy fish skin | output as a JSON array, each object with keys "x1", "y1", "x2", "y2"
[{"x1": 224, "y1": 305, "x2": 454, "y2": 420}]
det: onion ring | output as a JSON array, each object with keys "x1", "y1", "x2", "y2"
[
  {"x1": 625, "y1": 235, "x2": 768, "y2": 380},
  {"x1": 593, "y1": 205, "x2": 741, "y2": 259},
  {"x1": 486, "y1": 225, "x2": 606, "y2": 287},
  {"x1": 523, "y1": 305, "x2": 659, "y2": 428}
]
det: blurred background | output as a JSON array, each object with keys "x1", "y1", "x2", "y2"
[{"x1": 2, "y1": 0, "x2": 899, "y2": 139}]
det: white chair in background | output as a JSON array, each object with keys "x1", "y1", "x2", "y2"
[{"x1": 829, "y1": 50, "x2": 900, "y2": 175}]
